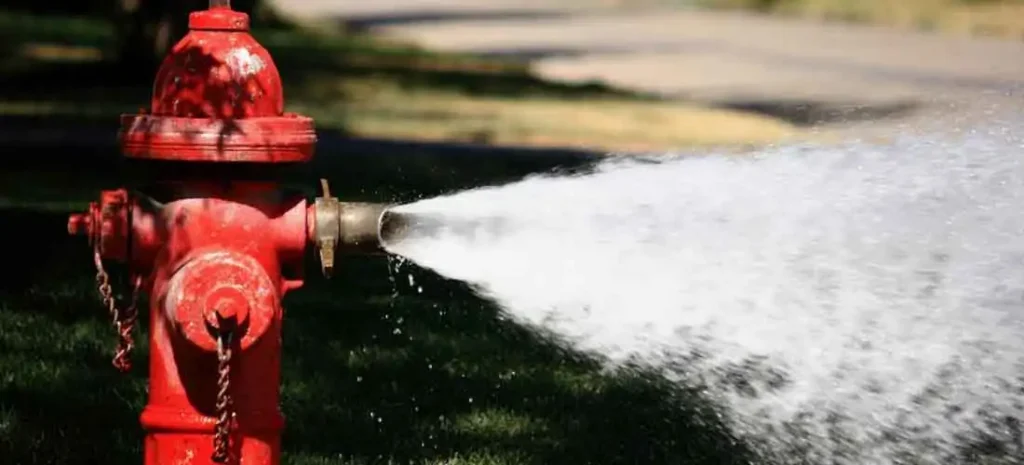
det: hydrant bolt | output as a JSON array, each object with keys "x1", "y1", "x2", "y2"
[
  {"x1": 67, "y1": 213, "x2": 91, "y2": 236},
  {"x1": 204, "y1": 286, "x2": 251, "y2": 332}
]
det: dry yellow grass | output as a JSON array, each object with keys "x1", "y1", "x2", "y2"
[
  {"x1": 2, "y1": 57, "x2": 799, "y2": 154},
  {"x1": 936, "y1": 2, "x2": 1024, "y2": 37},
  {"x1": 289, "y1": 79, "x2": 799, "y2": 153},
  {"x1": 5, "y1": 38, "x2": 802, "y2": 154},
  {"x1": 702, "y1": 0, "x2": 1024, "y2": 39}
]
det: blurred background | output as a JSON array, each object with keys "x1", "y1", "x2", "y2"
[{"x1": 1, "y1": 0, "x2": 1021, "y2": 153}]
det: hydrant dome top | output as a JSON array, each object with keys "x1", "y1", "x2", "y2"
[
  {"x1": 119, "y1": 6, "x2": 316, "y2": 163},
  {"x1": 151, "y1": 14, "x2": 281, "y2": 118}
]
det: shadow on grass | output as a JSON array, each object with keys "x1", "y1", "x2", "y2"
[
  {"x1": 713, "y1": 98, "x2": 921, "y2": 127},
  {"x1": 0, "y1": 193, "x2": 753, "y2": 465},
  {"x1": 338, "y1": 9, "x2": 571, "y2": 35}
]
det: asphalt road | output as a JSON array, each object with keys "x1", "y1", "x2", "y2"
[{"x1": 275, "y1": 0, "x2": 1024, "y2": 133}]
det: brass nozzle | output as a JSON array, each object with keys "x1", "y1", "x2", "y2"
[
  {"x1": 337, "y1": 202, "x2": 390, "y2": 253},
  {"x1": 310, "y1": 179, "x2": 393, "y2": 277},
  {"x1": 378, "y1": 210, "x2": 409, "y2": 245},
  {"x1": 377, "y1": 211, "x2": 445, "y2": 246}
]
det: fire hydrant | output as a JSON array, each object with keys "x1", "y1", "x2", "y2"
[{"x1": 67, "y1": 2, "x2": 390, "y2": 464}]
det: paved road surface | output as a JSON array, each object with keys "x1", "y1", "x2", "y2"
[{"x1": 274, "y1": 0, "x2": 1024, "y2": 131}]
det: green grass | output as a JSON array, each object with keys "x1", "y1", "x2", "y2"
[
  {"x1": 0, "y1": 10, "x2": 797, "y2": 152},
  {"x1": 0, "y1": 167, "x2": 754, "y2": 465}
]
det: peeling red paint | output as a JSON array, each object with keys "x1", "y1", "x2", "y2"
[{"x1": 66, "y1": 3, "x2": 314, "y2": 464}]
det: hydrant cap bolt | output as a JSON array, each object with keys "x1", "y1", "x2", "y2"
[
  {"x1": 203, "y1": 286, "x2": 251, "y2": 330},
  {"x1": 68, "y1": 202, "x2": 100, "y2": 238},
  {"x1": 68, "y1": 213, "x2": 91, "y2": 237},
  {"x1": 67, "y1": 191, "x2": 132, "y2": 262}
]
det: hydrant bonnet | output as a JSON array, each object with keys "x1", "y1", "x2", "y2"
[{"x1": 118, "y1": 5, "x2": 316, "y2": 163}]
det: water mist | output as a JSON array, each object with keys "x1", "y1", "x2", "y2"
[{"x1": 382, "y1": 117, "x2": 1024, "y2": 465}]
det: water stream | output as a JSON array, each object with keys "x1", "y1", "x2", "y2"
[{"x1": 382, "y1": 115, "x2": 1024, "y2": 464}]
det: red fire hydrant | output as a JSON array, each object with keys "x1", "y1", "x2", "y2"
[{"x1": 67, "y1": 2, "x2": 389, "y2": 464}]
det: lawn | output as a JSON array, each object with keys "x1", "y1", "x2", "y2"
[
  {"x1": 0, "y1": 9, "x2": 796, "y2": 154},
  {"x1": 0, "y1": 155, "x2": 755, "y2": 464}
]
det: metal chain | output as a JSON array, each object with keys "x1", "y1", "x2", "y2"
[
  {"x1": 212, "y1": 322, "x2": 236, "y2": 464},
  {"x1": 93, "y1": 249, "x2": 141, "y2": 373}
]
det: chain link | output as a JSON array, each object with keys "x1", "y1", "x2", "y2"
[
  {"x1": 212, "y1": 322, "x2": 236, "y2": 464},
  {"x1": 93, "y1": 249, "x2": 140, "y2": 373}
]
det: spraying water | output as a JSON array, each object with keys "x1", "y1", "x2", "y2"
[{"x1": 382, "y1": 116, "x2": 1024, "y2": 465}]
